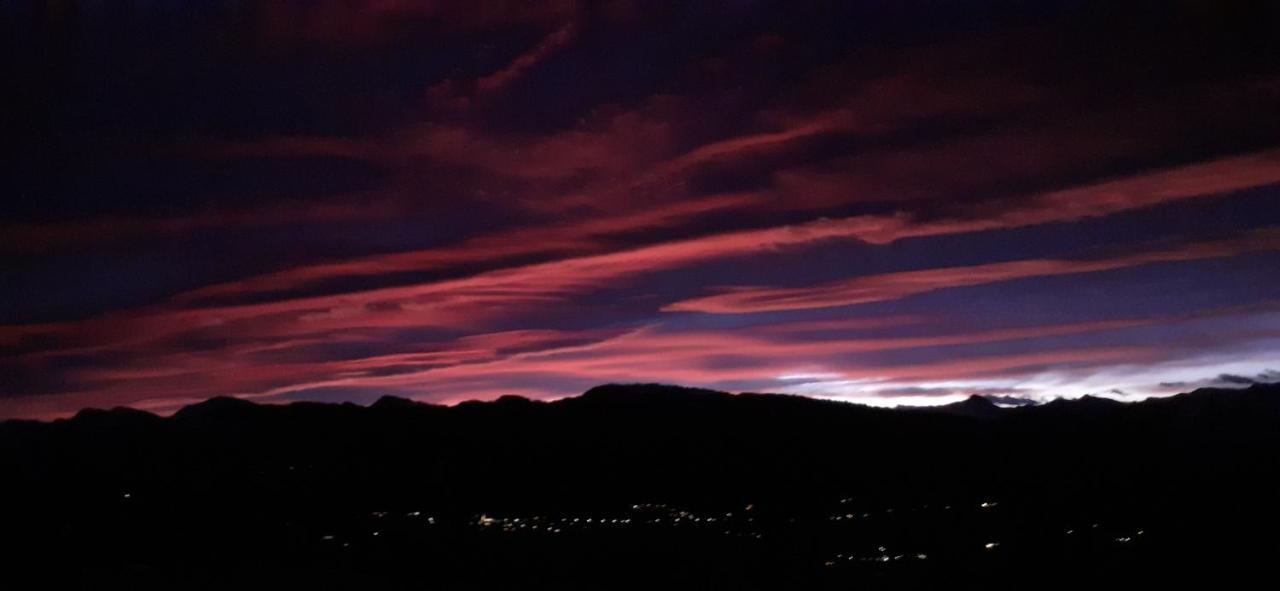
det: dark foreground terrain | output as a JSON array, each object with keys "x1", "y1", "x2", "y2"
[{"x1": 3, "y1": 383, "x2": 1279, "y2": 589}]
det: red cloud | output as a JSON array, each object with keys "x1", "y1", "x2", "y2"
[
  {"x1": 666, "y1": 228, "x2": 1280, "y2": 314},
  {"x1": 427, "y1": 20, "x2": 580, "y2": 110},
  {"x1": 5, "y1": 152, "x2": 1278, "y2": 366},
  {"x1": 188, "y1": 146, "x2": 1280, "y2": 306},
  {"x1": 3, "y1": 296, "x2": 1274, "y2": 420}
]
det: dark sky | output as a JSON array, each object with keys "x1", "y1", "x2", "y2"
[{"x1": 3, "y1": 0, "x2": 1280, "y2": 418}]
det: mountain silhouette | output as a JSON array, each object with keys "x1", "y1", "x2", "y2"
[
  {"x1": 2, "y1": 382, "x2": 1278, "y2": 589},
  {"x1": 925, "y1": 394, "x2": 1004, "y2": 419}
]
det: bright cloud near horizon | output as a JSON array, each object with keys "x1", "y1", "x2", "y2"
[{"x1": 3, "y1": 1, "x2": 1280, "y2": 419}]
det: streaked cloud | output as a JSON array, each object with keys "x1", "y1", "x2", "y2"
[{"x1": 667, "y1": 228, "x2": 1280, "y2": 314}]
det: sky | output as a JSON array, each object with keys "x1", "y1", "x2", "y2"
[{"x1": 3, "y1": 0, "x2": 1280, "y2": 419}]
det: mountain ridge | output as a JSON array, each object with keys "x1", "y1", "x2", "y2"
[{"x1": 8, "y1": 381, "x2": 1277, "y2": 427}]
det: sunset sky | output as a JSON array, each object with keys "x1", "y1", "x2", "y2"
[{"x1": 3, "y1": 1, "x2": 1280, "y2": 419}]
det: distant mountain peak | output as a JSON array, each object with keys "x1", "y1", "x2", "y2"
[
  {"x1": 370, "y1": 395, "x2": 421, "y2": 410},
  {"x1": 171, "y1": 396, "x2": 260, "y2": 421},
  {"x1": 579, "y1": 383, "x2": 731, "y2": 403},
  {"x1": 68, "y1": 406, "x2": 162, "y2": 428},
  {"x1": 1044, "y1": 394, "x2": 1124, "y2": 409},
  {"x1": 930, "y1": 395, "x2": 1004, "y2": 419}
]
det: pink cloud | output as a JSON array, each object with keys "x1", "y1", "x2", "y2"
[
  {"x1": 178, "y1": 146, "x2": 1280, "y2": 308},
  {"x1": 5, "y1": 297, "x2": 1276, "y2": 420},
  {"x1": 173, "y1": 193, "x2": 754, "y2": 304},
  {"x1": 667, "y1": 228, "x2": 1280, "y2": 314},
  {"x1": 5, "y1": 152, "x2": 1278, "y2": 364}
]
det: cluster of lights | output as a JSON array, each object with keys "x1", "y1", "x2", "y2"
[
  {"x1": 474, "y1": 514, "x2": 635, "y2": 533},
  {"x1": 368, "y1": 510, "x2": 437, "y2": 524},
  {"x1": 310, "y1": 499, "x2": 1149, "y2": 553},
  {"x1": 1065, "y1": 525, "x2": 1144, "y2": 543},
  {"x1": 825, "y1": 547, "x2": 929, "y2": 566},
  {"x1": 828, "y1": 513, "x2": 870, "y2": 521},
  {"x1": 467, "y1": 504, "x2": 764, "y2": 538},
  {"x1": 826, "y1": 499, "x2": 994, "y2": 522},
  {"x1": 313, "y1": 503, "x2": 770, "y2": 542}
]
